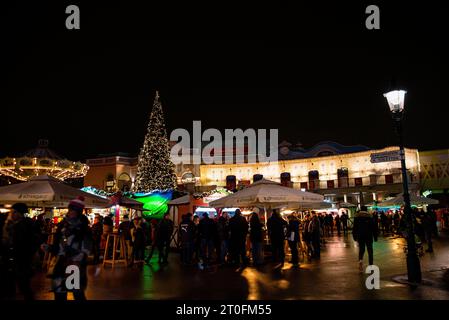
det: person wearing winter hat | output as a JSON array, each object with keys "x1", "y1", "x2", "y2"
[
  {"x1": 68, "y1": 196, "x2": 86, "y2": 214},
  {"x1": 43, "y1": 196, "x2": 92, "y2": 300}
]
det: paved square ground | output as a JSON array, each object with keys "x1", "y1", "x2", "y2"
[{"x1": 30, "y1": 233, "x2": 449, "y2": 300}]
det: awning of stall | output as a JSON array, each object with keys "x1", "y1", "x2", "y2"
[
  {"x1": 209, "y1": 179, "x2": 324, "y2": 208},
  {"x1": 0, "y1": 175, "x2": 110, "y2": 208},
  {"x1": 337, "y1": 202, "x2": 357, "y2": 208},
  {"x1": 109, "y1": 191, "x2": 143, "y2": 209},
  {"x1": 378, "y1": 193, "x2": 439, "y2": 207},
  {"x1": 168, "y1": 194, "x2": 191, "y2": 205}
]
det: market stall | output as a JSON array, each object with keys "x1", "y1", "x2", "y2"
[
  {"x1": 378, "y1": 193, "x2": 439, "y2": 207},
  {"x1": 209, "y1": 179, "x2": 324, "y2": 224},
  {"x1": 0, "y1": 175, "x2": 110, "y2": 221}
]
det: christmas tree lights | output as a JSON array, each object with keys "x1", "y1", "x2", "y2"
[{"x1": 132, "y1": 91, "x2": 177, "y2": 192}]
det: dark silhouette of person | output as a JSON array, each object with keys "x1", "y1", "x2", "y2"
[
  {"x1": 353, "y1": 206, "x2": 378, "y2": 272},
  {"x1": 229, "y1": 209, "x2": 249, "y2": 266},
  {"x1": 267, "y1": 209, "x2": 287, "y2": 266}
]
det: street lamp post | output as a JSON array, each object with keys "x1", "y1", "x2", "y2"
[{"x1": 383, "y1": 89, "x2": 422, "y2": 284}]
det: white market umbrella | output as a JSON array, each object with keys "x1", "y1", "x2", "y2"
[
  {"x1": 338, "y1": 202, "x2": 357, "y2": 208},
  {"x1": 209, "y1": 179, "x2": 323, "y2": 208},
  {"x1": 272, "y1": 201, "x2": 333, "y2": 211},
  {"x1": 209, "y1": 179, "x2": 324, "y2": 225},
  {"x1": 0, "y1": 175, "x2": 111, "y2": 208},
  {"x1": 168, "y1": 194, "x2": 190, "y2": 205},
  {"x1": 379, "y1": 193, "x2": 439, "y2": 207}
]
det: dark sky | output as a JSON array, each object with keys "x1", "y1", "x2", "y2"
[{"x1": 1, "y1": 1, "x2": 448, "y2": 161}]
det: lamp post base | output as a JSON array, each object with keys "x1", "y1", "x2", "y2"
[{"x1": 406, "y1": 252, "x2": 422, "y2": 284}]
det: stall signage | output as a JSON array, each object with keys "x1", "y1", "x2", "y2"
[{"x1": 370, "y1": 150, "x2": 402, "y2": 163}]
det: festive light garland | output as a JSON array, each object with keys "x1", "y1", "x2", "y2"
[
  {"x1": 192, "y1": 187, "x2": 233, "y2": 199},
  {"x1": 0, "y1": 156, "x2": 88, "y2": 181}
]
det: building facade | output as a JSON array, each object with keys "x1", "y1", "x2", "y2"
[
  {"x1": 419, "y1": 149, "x2": 449, "y2": 206},
  {"x1": 84, "y1": 141, "x2": 423, "y2": 208},
  {"x1": 84, "y1": 153, "x2": 137, "y2": 192},
  {"x1": 84, "y1": 152, "x2": 201, "y2": 192},
  {"x1": 200, "y1": 141, "x2": 421, "y2": 206}
]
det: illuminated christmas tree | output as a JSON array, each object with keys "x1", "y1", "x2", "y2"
[{"x1": 133, "y1": 91, "x2": 177, "y2": 192}]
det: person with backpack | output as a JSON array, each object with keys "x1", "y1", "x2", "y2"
[{"x1": 43, "y1": 196, "x2": 92, "y2": 300}]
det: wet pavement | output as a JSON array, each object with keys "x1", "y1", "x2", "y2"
[{"x1": 30, "y1": 233, "x2": 449, "y2": 300}]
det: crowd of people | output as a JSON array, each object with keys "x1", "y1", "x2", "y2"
[
  {"x1": 175, "y1": 209, "x2": 353, "y2": 270},
  {"x1": 0, "y1": 197, "x2": 444, "y2": 300}
]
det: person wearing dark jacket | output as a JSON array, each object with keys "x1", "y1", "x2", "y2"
[
  {"x1": 192, "y1": 215, "x2": 200, "y2": 263},
  {"x1": 353, "y1": 206, "x2": 378, "y2": 272},
  {"x1": 267, "y1": 210, "x2": 288, "y2": 265},
  {"x1": 1, "y1": 203, "x2": 40, "y2": 300},
  {"x1": 249, "y1": 212, "x2": 264, "y2": 266},
  {"x1": 145, "y1": 219, "x2": 159, "y2": 263},
  {"x1": 44, "y1": 197, "x2": 92, "y2": 300},
  {"x1": 340, "y1": 211, "x2": 348, "y2": 235},
  {"x1": 118, "y1": 214, "x2": 133, "y2": 263},
  {"x1": 308, "y1": 211, "x2": 321, "y2": 259},
  {"x1": 130, "y1": 217, "x2": 146, "y2": 266},
  {"x1": 335, "y1": 214, "x2": 341, "y2": 236},
  {"x1": 393, "y1": 211, "x2": 401, "y2": 234},
  {"x1": 91, "y1": 215, "x2": 103, "y2": 264},
  {"x1": 302, "y1": 213, "x2": 313, "y2": 259},
  {"x1": 179, "y1": 213, "x2": 195, "y2": 265},
  {"x1": 229, "y1": 209, "x2": 249, "y2": 266},
  {"x1": 287, "y1": 213, "x2": 300, "y2": 267},
  {"x1": 156, "y1": 213, "x2": 174, "y2": 264},
  {"x1": 422, "y1": 211, "x2": 434, "y2": 253},
  {"x1": 318, "y1": 213, "x2": 325, "y2": 238},
  {"x1": 216, "y1": 212, "x2": 230, "y2": 264},
  {"x1": 198, "y1": 212, "x2": 217, "y2": 269}
]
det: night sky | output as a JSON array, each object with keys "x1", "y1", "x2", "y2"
[{"x1": 2, "y1": 2, "x2": 448, "y2": 161}]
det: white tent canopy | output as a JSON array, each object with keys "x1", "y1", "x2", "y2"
[
  {"x1": 0, "y1": 175, "x2": 110, "y2": 208},
  {"x1": 272, "y1": 201, "x2": 333, "y2": 210},
  {"x1": 337, "y1": 202, "x2": 357, "y2": 208},
  {"x1": 209, "y1": 179, "x2": 324, "y2": 208},
  {"x1": 168, "y1": 194, "x2": 190, "y2": 205},
  {"x1": 379, "y1": 193, "x2": 439, "y2": 207}
]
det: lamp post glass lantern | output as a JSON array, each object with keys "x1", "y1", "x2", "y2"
[
  {"x1": 383, "y1": 89, "x2": 422, "y2": 283},
  {"x1": 383, "y1": 90, "x2": 407, "y2": 113}
]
